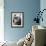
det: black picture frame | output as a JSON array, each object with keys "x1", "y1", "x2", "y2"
[{"x1": 11, "y1": 12, "x2": 24, "y2": 28}]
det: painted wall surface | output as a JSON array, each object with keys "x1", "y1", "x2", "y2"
[
  {"x1": 4, "y1": 0, "x2": 40, "y2": 42},
  {"x1": 40, "y1": 0, "x2": 46, "y2": 27}
]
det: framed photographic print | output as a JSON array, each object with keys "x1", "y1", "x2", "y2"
[{"x1": 11, "y1": 12, "x2": 24, "y2": 28}]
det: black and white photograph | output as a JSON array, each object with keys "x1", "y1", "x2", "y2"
[{"x1": 11, "y1": 12, "x2": 24, "y2": 28}]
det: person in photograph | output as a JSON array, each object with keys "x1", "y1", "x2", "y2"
[{"x1": 13, "y1": 15, "x2": 21, "y2": 25}]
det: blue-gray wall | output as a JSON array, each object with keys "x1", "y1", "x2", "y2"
[
  {"x1": 4, "y1": 0, "x2": 40, "y2": 42},
  {"x1": 40, "y1": 0, "x2": 46, "y2": 27}
]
